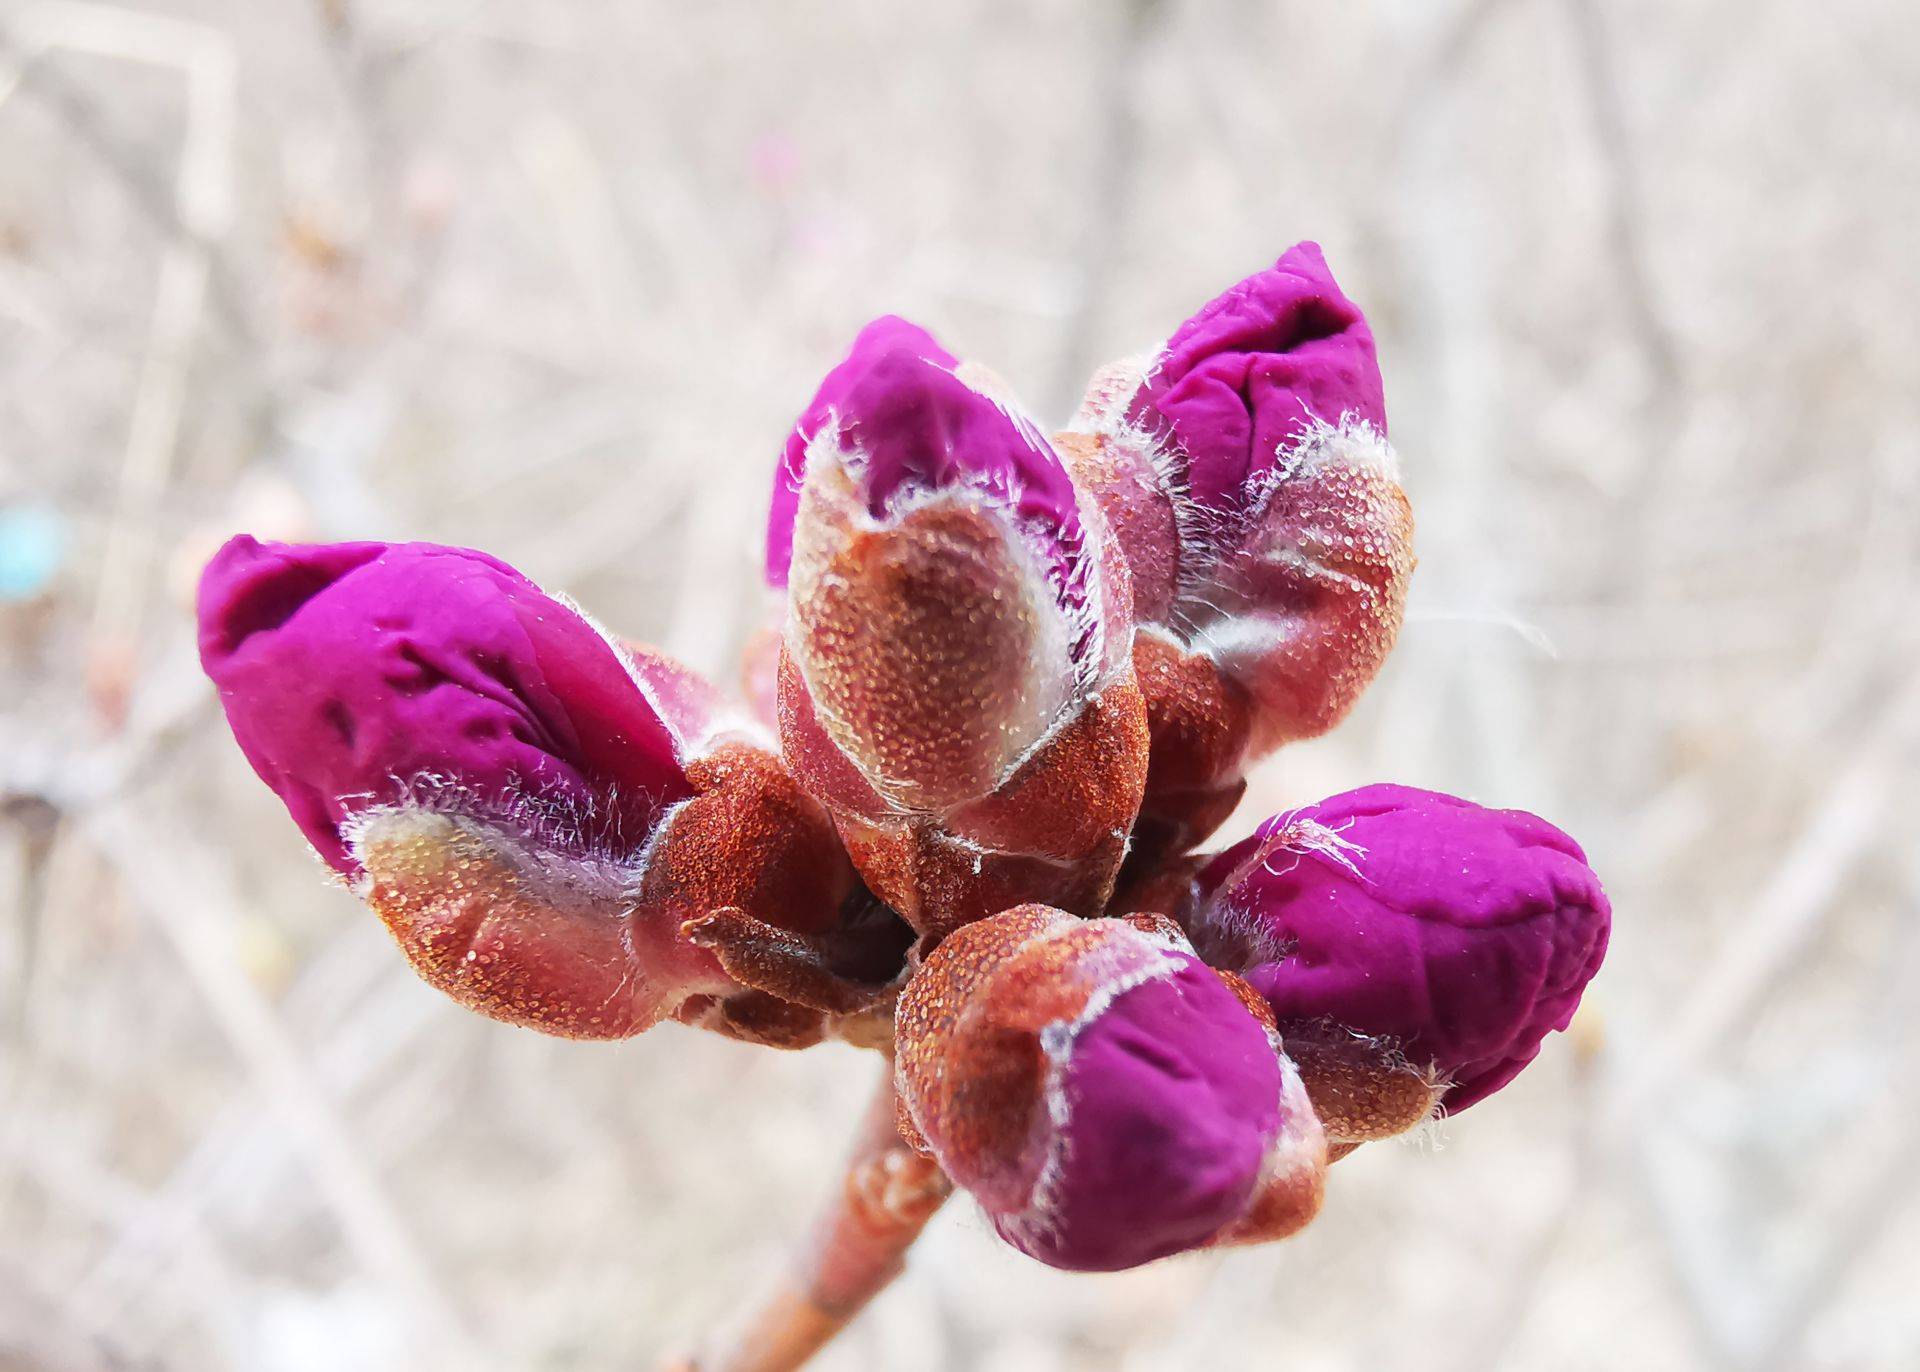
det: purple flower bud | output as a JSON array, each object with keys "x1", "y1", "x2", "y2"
[
  {"x1": 895, "y1": 907, "x2": 1325, "y2": 1272},
  {"x1": 776, "y1": 322, "x2": 1147, "y2": 936},
  {"x1": 1064, "y1": 246, "x2": 1414, "y2": 857},
  {"x1": 764, "y1": 315, "x2": 958, "y2": 590},
  {"x1": 1192, "y1": 785, "x2": 1611, "y2": 1116},
  {"x1": 198, "y1": 536, "x2": 858, "y2": 1043},
  {"x1": 1121, "y1": 240, "x2": 1386, "y2": 517},
  {"x1": 199, "y1": 536, "x2": 690, "y2": 872},
  {"x1": 783, "y1": 319, "x2": 1094, "y2": 633}
]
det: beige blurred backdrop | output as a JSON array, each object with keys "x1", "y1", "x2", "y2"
[{"x1": 3, "y1": 2, "x2": 1918, "y2": 1369}]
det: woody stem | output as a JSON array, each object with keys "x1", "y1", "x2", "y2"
[{"x1": 671, "y1": 1055, "x2": 952, "y2": 1372}]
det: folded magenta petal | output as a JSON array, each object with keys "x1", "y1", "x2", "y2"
[
  {"x1": 1200, "y1": 784, "x2": 1609, "y2": 1112},
  {"x1": 765, "y1": 315, "x2": 958, "y2": 588},
  {"x1": 1011, "y1": 955, "x2": 1282, "y2": 1271},
  {"x1": 855, "y1": 345, "x2": 1088, "y2": 598},
  {"x1": 1133, "y1": 241, "x2": 1385, "y2": 516},
  {"x1": 199, "y1": 536, "x2": 692, "y2": 874}
]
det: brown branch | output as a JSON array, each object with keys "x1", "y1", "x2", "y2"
[{"x1": 669, "y1": 1058, "x2": 952, "y2": 1372}]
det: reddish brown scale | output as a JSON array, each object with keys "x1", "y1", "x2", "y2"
[
  {"x1": 892, "y1": 906, "x2": 1064, "y2": 1163},
  {"x1": 675, "y1": 990, "x2": 830, "y2": 1051},
  {"x1": 360, "y1": 740, "x2": 855, "y2": 1045},
  {"x1": 1283, "y1": 1033, "x2": 1442, "y2": 1145},
  {"x1": 893, "y1": 907, "x2": 1124, "y2": 1212},
  {"x1": 643, "y1": 741, "x2": 852, "y2": 940},
  {"x1": 1116, "y1": 910, "x2": 1189, "y2": 945},
  {"x1": 816, "y1": 679, "x2": 1148, "y2": 939},
  {"x1": 1054, "y1": 430, "x2": 1179, "y2": 623},
  {"x1": 792, "y1": 500, "x2": 1043, "y2": 811},
  {"x1": 947, "y1": 677, "x2": 1149, "y2": 860},
  {"x1": 1228, "y1": 452, "x2": 1415, "y2": 756},
  {"x1": 833, "y1": 817, "x2": 1116, "y2": 944},
  {"x1": 1128, "y1": 633, "x2": 1254, "y2": 861},
  {"x1": 1212, "y1": 1156, "x2": 1326, "y2": 1247},
  {"x1": 777, "y1": 646, "x2": 892, "y2": 820},
  {"x1": 360, "y1": 812, "x2": 684, "y2": 1040}
]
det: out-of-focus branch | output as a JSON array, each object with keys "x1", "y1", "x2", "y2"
[
  {"x1": 1047, "y1": 0, "x2": 1165, "y2": 418},
  {"x1": 76, "y1": 802, "x2": 495, "y2": 1372},
  {"x1": 1, "y1": 5, "x2": 248, "y2": 727},
  {"x1": 0, "y1": 5, "x2": 255, "y2": 351},
  {"x1": 1612, "y1": 680, "x2": 1920, "y2": 1127},
  {"x1": 1563, "y1": 0, "x2": 1681, "y2": 404}
]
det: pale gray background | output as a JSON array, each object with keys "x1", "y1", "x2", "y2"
[{"x1": 2, "y1": 2, "x2": 1917, "y2": 1369}]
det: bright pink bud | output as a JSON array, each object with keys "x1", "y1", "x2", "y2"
[
  {"x1": 200, "y1": 537, "x2": 859, "y2": 1045},
  {"x1": 776, "y1": 324, "x2": 1148, "y2": 937},
  {"x1": 1063, "y1": 244, "x2": 1415, "y2": 858},
  {"x1": 1190, "y1": 785, "x2": 1610, "y2": 1132},
  {"x1": 894, "y1": 906, "x2": 1325, "y2": 1271},
  {"x1": 199, "y1": 537, "x2": 690, "y2": 872}
]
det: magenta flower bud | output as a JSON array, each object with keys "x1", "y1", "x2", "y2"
[
  {"x1": 777, "y1": 323, "x2": 1148, "y2": 937},
  {"x1": 895, "y1": 906, "x2": 1325, "y2": 1272},
  {"x1": 200, "y1": 536, "x2": 858, "y2": 1044},
  {"x1": 1062, "y1": 244, "x2": 1415, "y2": 858},
  {"x1": 200, "y1": 537, "x2": 692, "y2": 871},
  {"x1": 1118, "y1": 240, "x2": 1387, "y2": 517},
  {"x1": 764, "y1": 315, "x2": 959, "y2": 590},
  {"x1": 1190, "y1": 785, "x2": 1610, "y2": 1129}
]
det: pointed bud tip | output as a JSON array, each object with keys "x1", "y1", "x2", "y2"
[{"x1": 1098, "y1": 242, "x2": 1387, "y2": 520}]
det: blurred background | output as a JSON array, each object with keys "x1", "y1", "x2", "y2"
[{"x1": 3, "y1": 1, "x2": 1917, "y2": 1368}]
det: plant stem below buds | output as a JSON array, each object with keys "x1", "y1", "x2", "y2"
[{"x1": 669, "y1": 1058, "x2": 951, "y2": 1372}]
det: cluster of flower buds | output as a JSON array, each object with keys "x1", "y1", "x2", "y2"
[{"x1": 199, "y1": 243, "x2": 1609, "y2": 1282}]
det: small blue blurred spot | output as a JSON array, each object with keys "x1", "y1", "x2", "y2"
[{"x1": 0, "y1": 502, "x2": 69, "y2": 600}]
